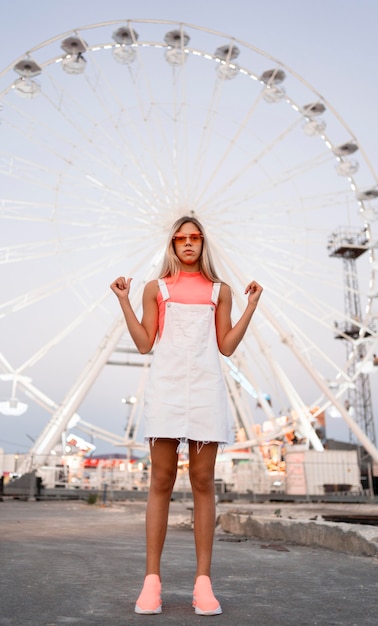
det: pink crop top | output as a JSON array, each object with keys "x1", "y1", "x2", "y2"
[{"x1": 157, "y1": 271, "x2": 216, "y2": 337}]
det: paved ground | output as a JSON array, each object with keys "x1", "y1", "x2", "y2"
[{"x1": 0, "y1": 499, "x2": 377, "y2": 626}]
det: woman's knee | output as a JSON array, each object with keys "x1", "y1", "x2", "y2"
[
  {"x1": 188, "y1": 442, "x2": 217, "y2": 493},
  {"x1": 149, "y1": 439, "x2": 178, "y2": 493},
  {"x1": 150, "y1": 465, "x2": 177, "y2": 493},
  {"x1": 189, "y1": 466, "x2": 215, "y2": 493}
]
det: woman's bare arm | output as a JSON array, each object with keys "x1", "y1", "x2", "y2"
[
  {"x1": 215, "y1": 281, "x2": 263, "y2": 357},
  {"x1": 110, "y1": 277, "x2": 159, "y2": 354}
]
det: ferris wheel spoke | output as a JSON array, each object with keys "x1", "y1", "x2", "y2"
[
  {"x1": 8, "y1": 73, "x2": 174, "y2": 207},
  {"x1": 0, "y1": 225, "x2": 147, "y2": 264},
  {"x1": 185, "y1": 77, "x2": 238, "y2": 205},
  {"x1": 193, "y1": 91, "x2": 280, "y2": 207},
  {"x1": 111, "y1": 54, "x2": 189, "y2": 200},
  {"x1": 0, "y1": 240, "x2": 149, "y2": 319},
  {"x1": 213, "y1": 240, "x2": 350, "y2": 379},
  {"x1": 19, "y1": 290, "x2": 112, "y2": 372},
  {"x1": 199, "y1": 142, "x2": 332, "y2": 216}
]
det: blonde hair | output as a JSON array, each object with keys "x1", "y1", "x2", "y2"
[{"x1": 158, "y1": 215, "x2": 223, "y2": 283}]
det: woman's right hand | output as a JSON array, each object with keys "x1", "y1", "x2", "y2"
[{"x1": 110, "y1": 276, "x2": 132, "y2": 299}]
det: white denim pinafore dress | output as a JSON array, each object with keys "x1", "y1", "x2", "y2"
[{"x1": 143, "y1": 278, "x2": 234, "y2": 447}]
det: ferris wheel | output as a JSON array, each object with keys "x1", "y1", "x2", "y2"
[{"x1": 0, "y1": 18, "x2": 377, "y2": 467}]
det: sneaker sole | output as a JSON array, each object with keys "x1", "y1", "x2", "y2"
[
  {"x1": 193, "y1": 605, "x2": 222, "y2": 616},
  {"x1": 135, "y1": 604, "x2": 162, "y2": 615}
]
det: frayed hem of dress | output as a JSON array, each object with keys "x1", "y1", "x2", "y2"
[{"x1": 145, "y1": 437, "x2": 226, "y2": 454}]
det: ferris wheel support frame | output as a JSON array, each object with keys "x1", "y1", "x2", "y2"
[
  {"x1": 17, "y1": 311, "x2": 127, "y2": 474},
  {"x1": 15, "y1": 245, "x2": 164, "y2": 474},
  {"x1": 260, "y1": 300, "x2": 378, "y2": 463},
  {"x1": 212, "y1": 244, "x2": 325, "y2": 450}
]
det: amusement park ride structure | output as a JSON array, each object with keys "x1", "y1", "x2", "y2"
[
  {"x1": 0, "y1": 19, "x2": 377, "y2": 475},
  {"x1": 328, "y1": 226, "x2": 376, "y2": 447}
]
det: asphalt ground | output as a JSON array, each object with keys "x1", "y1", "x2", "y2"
[{"x1": 0, "y1": 500, "x2": 377, "y2": 626}]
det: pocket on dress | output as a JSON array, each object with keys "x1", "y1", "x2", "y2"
[{"x1": 172, "y1": 305, "x2": 212, "y2": 349}]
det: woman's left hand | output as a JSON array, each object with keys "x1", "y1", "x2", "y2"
[{"x1": 245, "y1": 280, "x2": 263, "y2": 307}]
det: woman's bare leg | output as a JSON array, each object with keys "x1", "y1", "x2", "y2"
[
  {"x1": 145, "y1": 438, "x2": 178, "y2": 577},
  {"x1": 188, "y1": 441, "x2": 218, "y2": 579}
]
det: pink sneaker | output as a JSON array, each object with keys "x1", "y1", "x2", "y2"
[
  {"x1": 135, "y1": 574, "x2": 162, "y2": 615},
  {"x1": 192, "y1": 575, "x2": 222, "y2": 616}
]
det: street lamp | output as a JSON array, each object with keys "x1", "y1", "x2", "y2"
[
  {"x1": 121, "y1": 395, "x2": 137, "y2": 436},
  {"x1": 121, "y1": 395, "x2": 137, "y2": 489},
  {"x1": 121, "y1": 396, "x2": 137, "y2": 406}
]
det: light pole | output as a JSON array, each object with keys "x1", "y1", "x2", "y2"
[{"x1": 121, "y1": 396, "x2": 137, "y2": 488}]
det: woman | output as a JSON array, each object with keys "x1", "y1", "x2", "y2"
[{"x1": 110, "y1": 215, "x2": 263, "y2": 616}]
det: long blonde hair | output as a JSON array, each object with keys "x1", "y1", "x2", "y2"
[{"x1": 158, "y1": 215, "x2": 223, "y2": 282}]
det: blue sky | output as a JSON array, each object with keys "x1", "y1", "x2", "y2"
[{"x1": 1, "y1": 0, "x2": 378, "y2": 456}]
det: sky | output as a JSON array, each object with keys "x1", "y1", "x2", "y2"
[
  {"x1": 2, "y1": 0, "x2": 377, "y2": 165},
  {"x1": 1, "y1": 0, "x2": 378, "y2": 458}
]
